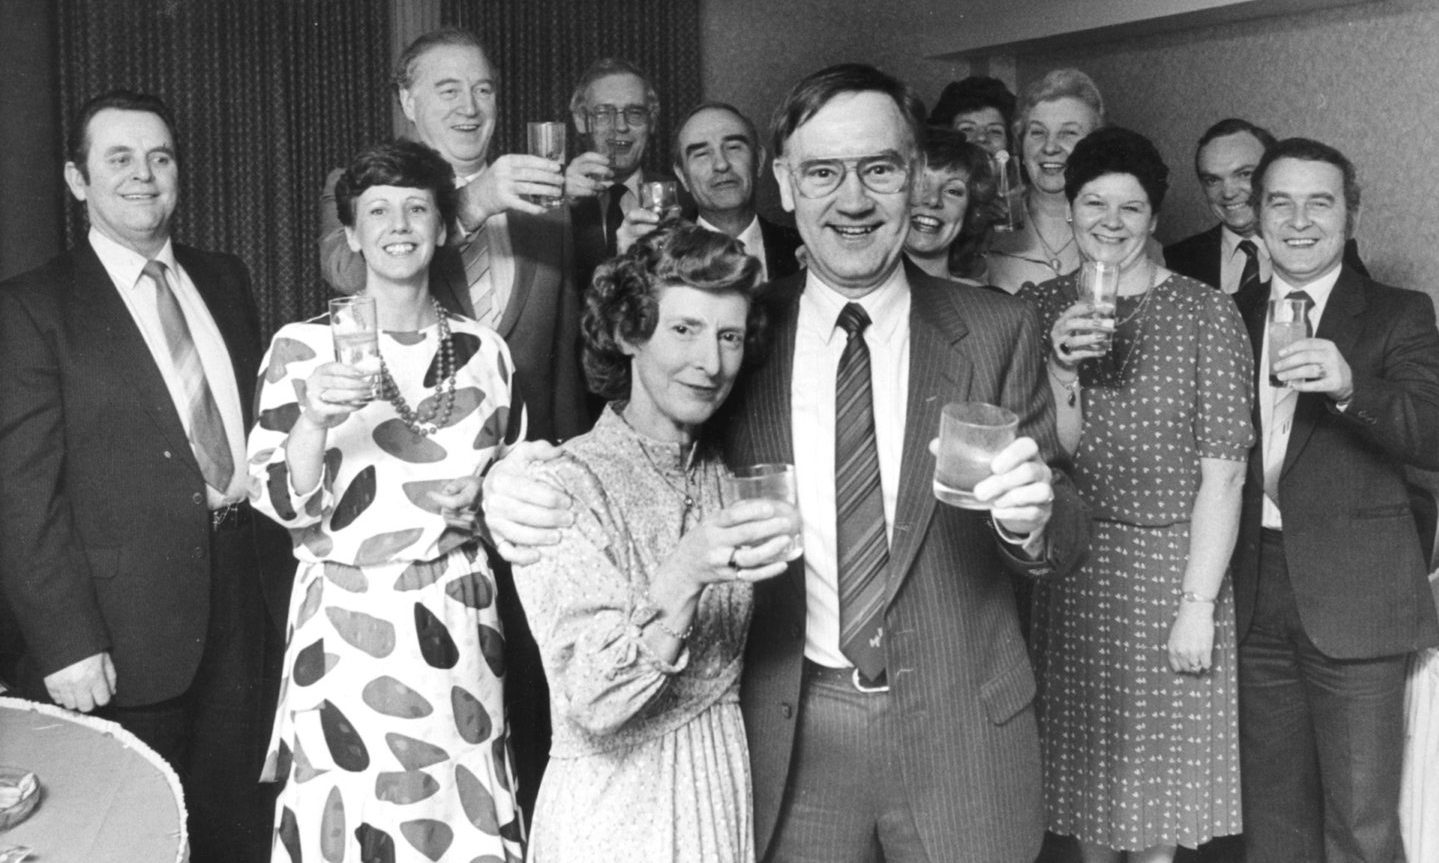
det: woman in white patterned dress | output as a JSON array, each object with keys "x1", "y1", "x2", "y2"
[
  {"x1": 248, "y1": 141, "x2": 525, "y2": 863},
  {"x1": 514, "y1": 225, "x2": 799, "y2": 863}
]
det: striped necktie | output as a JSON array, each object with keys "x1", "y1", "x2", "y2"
[
  {"x1": 461, "y1": 222, "x2": 496, "y2": 327},
  {"x1": 1236, "y1": 239, "x2": 1262, "y2": 300},
  {"x1": 143, "y1": 259, "x2": 233, "y2": 492},
  {"x1": 835, "y1": 302, "x2": 890, "y2": 682}
]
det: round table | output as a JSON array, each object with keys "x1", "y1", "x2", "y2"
[{"x1": 0, "y1": 696, "x2": 186, "y2": 862}]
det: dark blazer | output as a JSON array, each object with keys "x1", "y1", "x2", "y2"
[
  {"x1": 1232, "y1": 266, "x2": 1439, "y2": 658},
  {"x1": 723, "y1": 264, "x2": 1090, "y2": 861},
  {"x1": 427, "y1": 207, "x2": 591, "y2": 443},
  {"x1": 0, "y1": 239, "x2": 288, "y2": 706},
  {"x1": 1165, "y1": 223, "x2": 1370, "y2": 290},
  {"x1": 756, "y1": 215, "x2": 803, "y2": 281},
  {"x1": 569, "y1": 171, "x2": 677, "y2": 296}
]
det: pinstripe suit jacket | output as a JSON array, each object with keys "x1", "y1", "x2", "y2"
[{"x1": 723, "y1": 264, "x2": 1090, "y2": 861}]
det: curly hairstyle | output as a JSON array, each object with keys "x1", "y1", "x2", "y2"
[
  {"x1": 1013, "y1": 68, "x2": 1105, "y2": 145},
  {"x1": 1063, "y1": 126, "x2": 1170, "y2": 212},
  {"x1": 334, "y1": 139, "x2": 458, "y2": 229},
  {"x1": 583, "y1": 223, "x2": 766, "y2": 400},
  {"x1": 918, "y1": 127, "x2": 999, "y2": 279}
]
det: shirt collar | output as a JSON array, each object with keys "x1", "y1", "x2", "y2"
[
  {"x1": 89, "y1": 227, "x2": 177, "y2": 289},
  {"x1": 1221, "y1": 224, "x2": 1268, "y2": 262},
  {"x1": 697, "y1": 213, "x2": 762, "y2": 245},
  {"x1": 801, "y1": 264, "x2": 910, "y2": 346},
  {"x1": 1271, "y1": 265, "x2": 1342, "y2": 309},
  {"x1": 454, "y1": 166, "x2": 485, "y2": 188}
]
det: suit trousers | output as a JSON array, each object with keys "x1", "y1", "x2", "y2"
[
  {"x1": 1238, "y1": 529, "x2": 1409, "y2": 863},
  {"x1": 765, "y1": 661, "x2": 932, "y2": 863},
  {"x1": 96, "y1": 518, "x2": 276, "y2": 863}
]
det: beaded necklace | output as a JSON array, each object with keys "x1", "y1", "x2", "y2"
[{"x1": 377, "y1": 297, "x2": 458, "y2": 437}]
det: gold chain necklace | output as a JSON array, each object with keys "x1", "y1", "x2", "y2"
[{"x1": 1025, "y1": 197, "x2": 1075, "y2": 274}]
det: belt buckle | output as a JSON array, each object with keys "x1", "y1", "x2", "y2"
[{"x1": 851, "y1": 668, "x2": 890, "y2": 693}]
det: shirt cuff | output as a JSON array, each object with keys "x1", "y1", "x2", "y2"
[{"x1": 992, "y1": 519, "x2": 1047, "y2": 560}]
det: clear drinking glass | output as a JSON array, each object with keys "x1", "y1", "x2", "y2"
[
  {"x1": 640, "y1": 180, "x2": 681, "y2": 221},
  {"x1": 991, "y1": 150, "x2": 1026, "y2": 233},
  {"x1": 1077, "y1": 260, "x2": 1120, "y2": 352},
  {"x1": 721, "y1": 463, "x2": 804, "y2": 559},
  {"x1": 933, "y1": 402, "x2": 1019, "y2": 509},
  {"x1": 525, "y1": 121, "x2": 566, "y2": 209},
  {"x1": 329, "y1": 296, "x2": 380, "y2": 400},
  {"x1": 1268, "y1": 298, "x2": 1312, "y2": 387}
]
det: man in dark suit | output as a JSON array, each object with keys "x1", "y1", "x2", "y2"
[
  {"x1": 0, "y1": 90, "x2": 288, "y2": 863},
  {"x1": 482, "y1": 63, "x2": 1089, "y2": 862},
  {"x1": 1232, "y1": 137, "x2": 1439, "y2": 863},
  {"x1": 318, "y1": 27, "x2": 586, "y2": 445},
  {"x1": 672, "y1": 102, "x2": 802, "y2": 281},
  {"x1": 563, "y1": 57, "x2": 674, "y2": 293},
  {"x1": 1166, "y1": 118, "x2": 1367, "y2": 293}
]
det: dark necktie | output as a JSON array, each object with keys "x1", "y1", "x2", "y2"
[
  {"x1": 1263, "y1": 289, "x2": 1314, "y2": 504},
  {"x1": 143, "y1": 259, "x2": 234, "y2": 492},
  {"x1": 1236, "y1": 238, "x2": 1262, "y2": 300},
  {"x1": 604, "y1": 185, "x2": 626, "y2": 255},
  {"x1": 835, "y1": 303, "x2": 890, "y2": 681}
]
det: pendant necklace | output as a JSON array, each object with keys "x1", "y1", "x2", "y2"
[
  {"x1": 1026, "y1": 198, "x2": 1075, "y2": 274},
  {"x1": 623, "y1": 410, "x2": 700, "y2": 523}
]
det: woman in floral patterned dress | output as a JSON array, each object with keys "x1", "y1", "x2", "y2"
[
  {"x1": 248, "y1": 140, "x2": 525, "y2": 863},
  {"x1": 514, "y1": 225, "x2": 798, "y2": 863}
]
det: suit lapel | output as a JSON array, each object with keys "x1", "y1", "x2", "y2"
[
  {"x1": 72, "y1": 242, "x2": 199, "y2": 469},
  {"x1": 495, "y1": 213, "x2": 537, "y2": 338},
  {"x1": 1282, "y1": 267, "x2": 1366, "y2": 479},
  {"x1": 885, "y1": 275, "x2": 973, "y2": 603}
]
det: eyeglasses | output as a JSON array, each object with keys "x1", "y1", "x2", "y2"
[
  {"x1": 785, "y1": 153, "x2": 911, "y2": 199},
  {"x1": 588, "y1": 105, "x2": 651, "y2": 128}
]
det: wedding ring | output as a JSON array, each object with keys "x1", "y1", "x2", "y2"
[
  {"x1": 727, "y1": 548, "x2": 740, "y2": 569},
  {"x1": 1057, "y1": 341, "x2": 1073, "y2": 357}
]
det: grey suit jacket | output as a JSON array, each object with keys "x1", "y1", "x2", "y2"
[{"x1": 722, "y1": 263, "x2": 1090, "y2": 861}]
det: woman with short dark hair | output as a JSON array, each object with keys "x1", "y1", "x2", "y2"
[
  {"x1": 515, "y1": 224, "x2": 796, "y2": 862},
  {"x1": 248, "y1": 139, "x2": 525, "y2": 862},
  {"x1": 1020, "y1": 127, "x2": 1254, "y2": 863}
]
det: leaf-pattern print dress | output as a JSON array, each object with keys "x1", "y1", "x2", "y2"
[{"x1": 247, "y1": 313, "x2": 526, "y2": 863}]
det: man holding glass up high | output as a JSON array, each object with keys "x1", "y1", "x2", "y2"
[{"x1": 1232, "y1": 137, "x2": 1439, "y2": 863}]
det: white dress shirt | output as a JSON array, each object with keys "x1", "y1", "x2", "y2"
[
  {"x1": 699, "y1": 214, "x2": 769, "y2": 283},
  {"x1": 90, "y1": 228, "x2": 247, "y2": 506},
  {"x1": 1260, "y1": 267, "x2": 1342, "y2": 529},
  {"x1": 791, "y1": 267, "x2": 911, "y2": 667}
]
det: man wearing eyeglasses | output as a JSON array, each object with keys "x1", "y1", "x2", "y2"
[
  {"x1": 564, "y1": 57, "x2": 674, "y2": 293},
  {"x1": 479, "y1": 63, "x2": 1089, "y2": 862}
]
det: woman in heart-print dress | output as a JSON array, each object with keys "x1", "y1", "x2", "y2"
[{"x1": 248, "y1": 140, "x2": 525, "y2": 863}]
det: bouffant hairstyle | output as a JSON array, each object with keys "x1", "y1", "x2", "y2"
[
  {"x1": 930, "y1": 76, "x2": 1016, "y2": 133},
  {"x1": 1013, "y1": 68, "x2": 1105, "y2": 143},
  {"x1": 583, "y1": 223, "x2": 766, "y2": 400},
  {"x1": 334, "y1": 140, "x2": 458, "y2": 229},
  {"x1": 1063, "y1": 126, "x2": 1170, "y2": 212}
]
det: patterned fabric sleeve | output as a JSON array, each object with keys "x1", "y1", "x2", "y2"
[
  {"x1": 1191, "y1": 282, "x2": 1257, "y2": 461},
  {"x1": 512, "y1": 455, "x2": 688, "y2": 739},
  {"x1": 247, "y1": 323, "x2": 331, "y2": 529},
  {"x1": 1017, "y1": 275, "x2": 1070, "y2": 358}
]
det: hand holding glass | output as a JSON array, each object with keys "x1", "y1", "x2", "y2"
[
  {"x1": 721, "y1": 464, "x2": 804, "y2": 560},
  {"x1": 1077, "y1": 261, "x2": 1119, "y2": 351},
  {"x1": 1267, "y1": 298, "x2": 1312, "y2": 387},
  {"x1": 640, "y1": 180, "x2": 681, "y2": 221},
  {"x1": 525, "y1": 122, "x2": 566, "y2": 209},
  {"x1": 933, "y1": 402, "x2": 1020, "y2": 509},
  {"x1": 329, "y1": 296, "x2": 380, "y2": 400}
]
